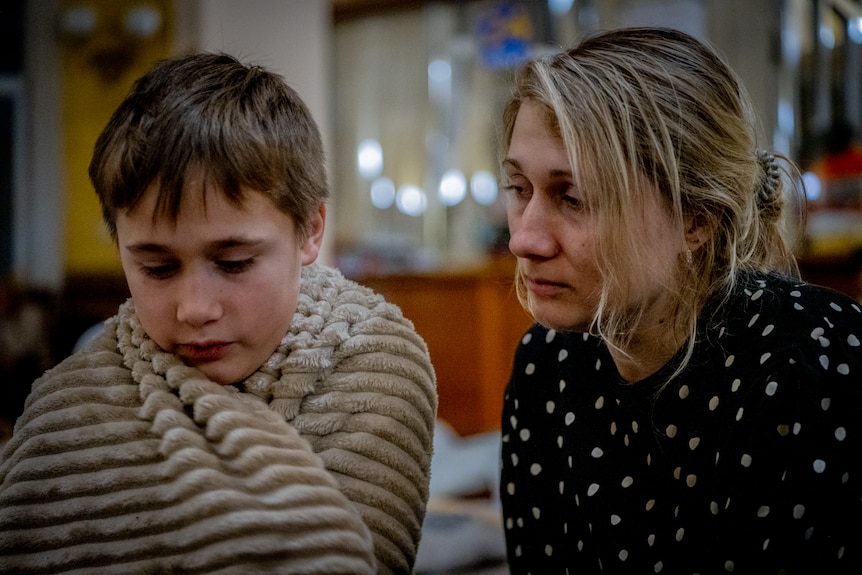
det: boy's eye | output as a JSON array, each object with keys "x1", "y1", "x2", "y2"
[
  {"x1": 141, "y1": 263, "x2": 178, "y2": 279},
  {"x1": 218, "y1": 258, "x2": 255, "y2": 273}
]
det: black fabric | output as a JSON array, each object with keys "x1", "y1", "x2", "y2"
[{"x1": 501, "y1": 272, "x2": 862, "y2": 574}]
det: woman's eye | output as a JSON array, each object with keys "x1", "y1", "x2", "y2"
[{"x1": 218, "y1": 258, "x2": 255, "y2": 274}]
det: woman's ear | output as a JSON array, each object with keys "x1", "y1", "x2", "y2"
[
  {"x1": 684, "y1": 213, "x2": 711, "y2": 253},
  {"x1": 300, "y1": 204, "x2": 326, "y2": 265}
]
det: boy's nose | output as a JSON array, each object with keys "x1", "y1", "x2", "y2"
[{"x1": 175, "y1": 272, "x2": 221, "y2": 326}]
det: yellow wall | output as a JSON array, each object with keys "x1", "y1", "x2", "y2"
[{"x1": 60, "y1": 0, "x2": 172, "y2": 275}]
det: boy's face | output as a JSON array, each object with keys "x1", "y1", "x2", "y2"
[{"x1": 116, "y1": 181, "x2": 324, "y2": 385}]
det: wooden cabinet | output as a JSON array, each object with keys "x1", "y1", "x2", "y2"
[{"x1": 358, "y1": 257, "x2": 534, "y2": 437}]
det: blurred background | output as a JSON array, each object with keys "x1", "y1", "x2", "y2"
[
  {"x1": 2, "y1": 0, "x2": 862, "y2": 443},
  {"x1": 2, "y1": 2, "x2": 861, "y2": 572}
]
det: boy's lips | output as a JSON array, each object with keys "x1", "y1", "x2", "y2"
[{"x1": 177, "y1": 341, "x2": 231, "y2": 363}]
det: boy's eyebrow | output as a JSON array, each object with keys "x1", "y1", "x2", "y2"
[{"x1": 124, "y1": 237, "x2": 266, "y2": 254}]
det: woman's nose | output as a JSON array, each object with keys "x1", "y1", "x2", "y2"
[
  {"x1": 175, "y1": 270, "x2": 222, "y2": 326},
  {"x1": 508, "y1": 197, "x2": 559, "y2": 259}
]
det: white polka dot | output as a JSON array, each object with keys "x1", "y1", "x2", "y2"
[
  {"x1": 611, "y1": 514, "x2": 621, "y2": 525},
  {"x1": 645, "y1": 499, "x2": 655, "y2": 511},
  {"x1": 530, "y1": 463, "x2": 542, "y2": 476},
  {"x1": 709, "y1": 396, "x2": 719, "y2": 411},
  {"x1": 666, "y1": 424, "x2": 677, "y2": 438},
  {"x1": 848, "y1": 334, "x2": 860, "y2": 347},
  {"x1": 731, "y1": 379, "x2": 741, "y2": 392},
  {"x1": 819, "y1": 355, "x2": 829, "y2": 370},
  {"x1": 619, "y1": 549, "x2": 628, "y2": 561},
  {"x1": 514, "y1": 545, "x2": 522, "y2": 557},
  {"x1": 621, "y1": 476, "x2": 633, "y2": 488},
  {"x1": 507, "y1": 482, "x2": 515, "y2": 495},
  {"x1": 675, "y1": 527, "x2": 685, "y2": 541},
  {"x1": 559, "y1": 380, "x2": 566, "y2": 392},
  {"x1": 724, "y1": 560, "x2": 735, "y2": 572},
  {"x1": 736, "y1": 407, "x2": 744, "y2": 421},
  {"x1": 835, "y1": 426, "x2": 847, "y2": 441},
  {"x1": 587, "y1": 483, "x2": 600, "y2": 496},
  {"x1": 558, "y1": 349, "x2": 568, "y2": 362},
  {"x1": 632, "y1": 421, "x2": 640, "y2": 433},
  {"x1": 756, "y1": 505, "x2": 770, "y2": 517},
  {"x1": 673, "y1": 466, "x2": 682, "y2": 480},
  {"x1": 510, "y1": 415, "x2": 518, "y2": 429},
  {"x1": 565, "y1": 412, "x2": 575, "y2": 425},
  {"x1": 741, "y1": 454, "x2": 752, "y2": 467},
  {"x1": 647, "y1": 533, "x2": 656, "y2": 546},
  {"x1": 710, "y1": 501, "x2": 719, "y2": 514},
  {"x1": 793, "y1": 422, "x2": 802, "y2": 435},
  {"x1": 679, "y1": 385, "x2": 690, "y2": 399},
  {"x1": 591, "y1": 447, "x2": 604, "y2": 458},
  {"x1": 595, "y1": 396, "x2": 605, "y2": 409},
  {"x1": 559, "y1": 481, "x2": 565, "y2": 494},
  {"x1": 521, "y1": 333, "x2": 532, "y2": 344},
  {"x1": 821, "y1": 397, "x2": 831, "y2": 411},
  {"x1": 790, "y1": 290, "x2": 802, "y2": 297},
  {"x1": 830, "y1": 301, "x2": 843, "y2": 312},
  {"x1": 557, "y1": 436, "x2": 563, "y2": 448},
  {"x1": 748, "y1": 313, "x2": 760, "y2": 327},
  {"x1": 686, "y1": 474, "x2": 697, "y2": 487},
  {"x1": 545, "y1": 330, "x2": 556, "y2": 343},
  {"x1": 760, "y1": 352, "x2": 771, "y2": 364},
  {"x1": 765, "y1": 381, "x2": 778, "y2": 396},
  {"x1": 793, "y1": 504, "x2": 805, "y2": 519},
  {"x1": 751, "y1": 289, "x2": 763, "y2": 301},
  {"x1": 545, "y1": 544, "x2": 553, "y2": 556},
  {"x1": 654, "y1": 561, "x2": 663, "y2": 572},
  {"x1": 511, "y1": 453, "x2": 519, "y2": 466},
  {"x1": 763, "y1": 537, "x2": 770, "y2": 550},
  {"x1": 525, "y1": 363, "x2": 536, "y2": 375},
  {"x1": 595, "y1": 358, "x2": 601, "y2": 371},
  {"x1": 689, "y1": 437, "x2": 700, "y2": 450},
  {"x1": 811, "y1": 327, "x2": 825, "y2": 340},
  {"x1": 610, "y1": 421, "x2": 618, "y2": 435},
  {"x1": 725, "y1": 355, "x2": 735, "y2": 367},
  {"x1": 532, "y1": 507, "x2": 541, "y2": 519},
  {"x1": 838, "y1": 363, "x2": 850, "y2": 375},
  {"x1": 519, "y1": 429, "x2": 530, "y2": 441},
  {"x1": 546, "y1": 401, "x2": 556, "y2": 414},
  {"x1": 762, "y1": 324, "x2": 774, "y2": 336},
  {"x1": 794, "y1": 301, "x2": 804, "y2": 310},
  {"x1": 813, "y1": 459, "x2": 826, "y2": 473}
]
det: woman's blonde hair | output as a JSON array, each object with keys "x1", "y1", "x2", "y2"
[{"x1": 501, "y1": 27, "x2": 799, "y2": 373}]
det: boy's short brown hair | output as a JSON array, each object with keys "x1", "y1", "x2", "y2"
[{"x1": 89, "y1": 52, "x2": 328, "y2": 239}]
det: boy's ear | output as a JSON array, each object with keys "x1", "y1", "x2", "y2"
[
  {"x1": 301, "y1": 204, "x2": 326, "y2": 265},
  {"x1": 684, "y1": 213, "x2": 710, "y2": 253}
]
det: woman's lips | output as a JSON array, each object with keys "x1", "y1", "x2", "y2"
[
  {"x1": 526, "y1": 277, "x2": 568, "y2": 298},
  {"x1": 177, "y1": 341, "x2": 231, "y2": 363}
]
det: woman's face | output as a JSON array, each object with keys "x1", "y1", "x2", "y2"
[
  {"x1": 116, "y1": 182, "x2": 324, "y2": 385},
  {"x1": 504, "y1": 101, "x2": 681, "y2": 333}
]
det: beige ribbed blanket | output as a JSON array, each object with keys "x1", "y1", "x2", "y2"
[{"x1": 0, "y1": 263, "x2": 437, "y2": 574}]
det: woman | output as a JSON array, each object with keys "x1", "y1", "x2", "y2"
[{"x1": 499, "y1": 27, "x2": 862, "y2": 573}]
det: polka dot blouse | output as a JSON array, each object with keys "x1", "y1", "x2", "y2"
[{"x1": 500, "y1": 272, "x2": 862, "y2": 574}]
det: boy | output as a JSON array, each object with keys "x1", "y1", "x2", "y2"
[{"x1": 0, "y1": 52, "x2": 437, "y2": 575}]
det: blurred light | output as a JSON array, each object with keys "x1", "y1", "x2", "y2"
[
  {"x1": 471, "y1": 171, "x2": 498, "y2": 205},
  {"x1": 357, "y1": 139, "x2": 383, "y2": 180},
  {"x1": 124, "y1": 5, "x2": 162, "y2": 38},
  {"x1": 819, "y1": 24, "x2": 835, "y2": 49},
  {"x1": 849, "y1": 17, "x2": 862, "y2": 44},
  {"x1": 777, "y1": 99, "x2": 794, "y2": 135},
  {"x1": 548, "y1": 0, "x2": 574, "y2": 15},
  {"x1": 802, "y1": 172, "x2": 821, "y2": 202},
  {"x1": 428, "y1": 59, "x2": 452, "y2": 83},
  {"x1": 439, "y1": 169, "x2": 467, "y2": 206},
  {"x1": 370, "y1": 177, "x2": 396, "y2": 209},
  {"x1": 59, "y1": 5, "x2": 98, "y2": 37},
  {"x1": 396, "y1": 185, "x2": 427, "y2": 216}
]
